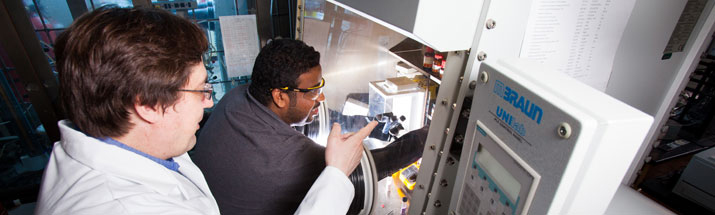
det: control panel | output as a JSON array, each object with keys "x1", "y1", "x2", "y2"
[{"x1": 447, "y1": 60, "x2": 653, "y2": 215}]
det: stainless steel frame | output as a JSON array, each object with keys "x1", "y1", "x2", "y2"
[{"x1": 0, "y1": 0, "x2": 62, "y2": 144}]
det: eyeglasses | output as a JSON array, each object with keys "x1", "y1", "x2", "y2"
[
  {"x1": 178, "y1": 83, "x2": 213, "y2": 100},
  {"x1": 278, "y1": 78, "x2": 325, "y2": 100}
]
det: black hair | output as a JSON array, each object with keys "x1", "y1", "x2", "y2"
[{"x1": 249, "y1": 39, "x2": 320, "y2": 105}]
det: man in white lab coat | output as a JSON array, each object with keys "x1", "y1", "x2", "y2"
[{"x1": 35, "y1": 6, "x2": 376, "y2": 214}]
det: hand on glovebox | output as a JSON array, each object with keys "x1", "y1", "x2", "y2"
[{"x1": 325, "y1": 121, "x2": 378, "y2": 176}]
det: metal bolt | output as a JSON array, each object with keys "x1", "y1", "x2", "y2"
[
  {"x1": 441, "y1": 99, "x2": 448, "y2": 105},
  {"x1": 428, "y1": 192, "x2": 432, "y2": 198},
  {"x1": 430, "y1": 144, "x2": 436, "y2": 150},
  {"x1": 461, "y1": 109, "x2": 471, "y2": 118},
  {"x1": 458, "y1": 76, "x2": 464, "y2": 84},
  {"x1": 477, "y1": 51, "x2": 487, "y2": 61},
  {"x1": 486, "y1": 19, "x2": 496, "y2": 29},
  {"x1": 439, "y1": 151, "x2": 443, "y2": 155},
  {"x1": 440, "y1": 179, "x2": 448, "y2": 187},
  {"x1": 557, "y1": 122, "x2": 572, "y2": 139},
  {"x1": 452, "y1": 103, "x2": 457, "y2": 110},
  {"x1": 447, "y1": 157, "x2": 456, "y2": 166},
  {"x1": 419, "y1": 184, "x2": 425, "y2": 189},
  {"x1": 469, "y1": 80, "x2": 478, "y2": 89},
  {"x1": 479, "y1": 71, "x2": 489, "y2": 83},
  {"x1": 433, "y1": 172, "x2": 438, "y2": 177},
  {"x1": 454, "y1": 134, "x2": 464, "y2": 143},
  {"x1": 445, "y1": 128, "x2": 450, "y2": 134},
  {"x1": 434, "y1": 200, "x2": 442, "y2": 208}
]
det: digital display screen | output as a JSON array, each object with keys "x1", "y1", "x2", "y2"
[{"x1": 476, "y1": 145, "x2": 522, "y2": 202}]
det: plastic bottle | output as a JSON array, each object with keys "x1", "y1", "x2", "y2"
[
  {"x1": 423, "y1": 47, "x2": 434, "y2": 72},
  {"x1": 433, "y1": 53, "x2": 443, "y2": 77}
]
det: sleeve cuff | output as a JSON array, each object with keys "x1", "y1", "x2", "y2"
[{"x1": 294, "y1": 166, "x2": 355, "y2": 215}]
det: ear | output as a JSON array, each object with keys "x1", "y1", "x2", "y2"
[
  {"x1": 271, "y1": 88, "x2": 290, "y2": 108},
  {"x1": 133, "y1": 102, "x2": 163, "y2": 124}
]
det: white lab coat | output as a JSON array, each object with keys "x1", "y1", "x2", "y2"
[{"x1": 35, "y1": 120, "x2": 354, "y2": 215}]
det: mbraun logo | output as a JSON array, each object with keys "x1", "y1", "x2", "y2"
[
  {"x1": 493, "y1": 80, "x2": 543, "y2": 125},
  {"x1": 496, "y1": 105, "x2": 526, "y2": 136}
]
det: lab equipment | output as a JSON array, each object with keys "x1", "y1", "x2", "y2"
[
  {"x1": 672, "y1": 146, "x2": 715, "y2": 212},
  {"x1": 446, "y1": 60, "x2": 653, "y2": 215},
  {"x1": 368, "y1": 78, "x2": 426, "y2": 137}
]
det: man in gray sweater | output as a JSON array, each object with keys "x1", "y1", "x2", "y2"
[{"x1": 193, "y1": 39, "x2": 426, "y2": 214}]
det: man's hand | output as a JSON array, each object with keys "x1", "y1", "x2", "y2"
[{"x1": 325, "y1": 121, "x2": 378, "y2": 176}]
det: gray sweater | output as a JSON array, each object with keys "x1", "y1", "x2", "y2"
[{"x1": 193, "y1": 85, "x2": 425, "y2": 215}]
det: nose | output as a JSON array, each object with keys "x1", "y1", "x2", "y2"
[{"x1": 317, "y1": 92, "x2": 325, "y2": 102}]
